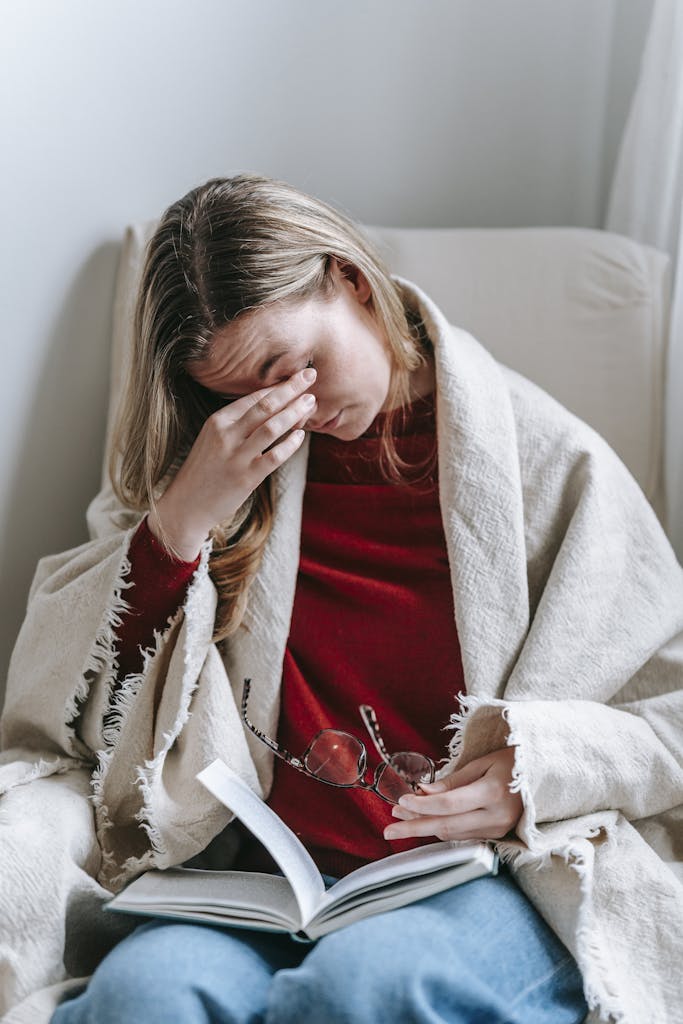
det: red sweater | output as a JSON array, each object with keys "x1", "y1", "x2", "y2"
[
  {"x1": 116, "y1": 392, "x2": 466, "y2": 877},
  {"x1": 115, "y1": 518, "x2": 200, "y2": 683}
]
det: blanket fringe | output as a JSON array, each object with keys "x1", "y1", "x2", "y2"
[
  {"x1": 441, "y1": 690, "x2": 492, "y2": 764},
  {"x1": 499, "y1": 839, "x2": 626, "y2": 1024},
  {"x1": 86, "y1": 533, "x2": 212, "y2": 880},
  {"x1": 446, "y1": 693, "x2": 628, "y2": 1024},
  {"x1": 108, "y1": 849, "x2": 157, "y2": 892},
  {"x1": 133, "y1": 538, "x2": 214, "y2": 862},
  {"x1": 66, "y1": 546, "x2": 135, "y2": 743},
  {"x1": 62, "y1": 541, "x2": 134, "y2": 866},
  {"x1": 90, "y1": 618, "x2": 178, "y2": 868},
  {"x1": 0, "y1": 755, "x2": 75, "y2": 803},
  {"x1": 501, "y1": 703, "x2": 544, "y2": 848}
]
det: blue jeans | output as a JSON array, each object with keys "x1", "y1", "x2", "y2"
[{"x1": 51, "y1": 868, "x2": 587, "y2": 1023}]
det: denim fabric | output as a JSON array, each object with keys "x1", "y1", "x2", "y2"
[{"x1": 51, "y1": 868, "x2": 587, "y2": 1024}]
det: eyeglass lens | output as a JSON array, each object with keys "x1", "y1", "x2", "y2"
[
  {"x1": 375, "y1": 753, "x2": 434, "y2": 802},
  {"x1": 304, "y1": 732, "x2": 433, "y2": 802},
  {"x1": 304, "y1": 732, "x2": 365, "y2": 785}
]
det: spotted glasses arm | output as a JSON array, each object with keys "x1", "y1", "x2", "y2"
[
  {"x1": 358, "y1": 703, "x2": 393, "y2": 766},
  {"x1": 240, "y1": 678, "x2": 307, "y2": 770}
]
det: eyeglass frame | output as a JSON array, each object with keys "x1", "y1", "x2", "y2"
[{"x1": 240, "y1": 677, "x2": 436, "y2": 805}]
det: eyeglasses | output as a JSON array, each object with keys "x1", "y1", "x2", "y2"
[{"x1": 240, "y1": 678, "x2": 436, "y2": 805}]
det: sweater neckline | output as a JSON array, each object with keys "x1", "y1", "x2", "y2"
[{"x1": 307, "y1": 390, "x2": 437, "y2": 486}]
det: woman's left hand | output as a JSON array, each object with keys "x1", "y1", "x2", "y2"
[{"x1": 383, "y1": 747, "x2": 523, "y2": 843}]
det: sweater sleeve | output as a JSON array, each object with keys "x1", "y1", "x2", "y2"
[{"x1": 115, "y1": 517, "x2": 200, "y2": 680}]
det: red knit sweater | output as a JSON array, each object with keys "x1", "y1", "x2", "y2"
[{"x1": 116, "y1": 392, "x2": 466, "y2": 877}]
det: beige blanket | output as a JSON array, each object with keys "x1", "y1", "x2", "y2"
[{"x1": 1, "y1": 278, "x2": 682, "y2": 1024}]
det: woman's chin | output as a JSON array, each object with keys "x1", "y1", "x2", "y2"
[
  {"x1": 310, "y1": 404, "x2": 381, "y2": 441},
  {"x1": 331, "y1": 411, "x2": 373, "y2": 441}
]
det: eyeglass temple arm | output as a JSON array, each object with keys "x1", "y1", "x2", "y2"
[
  {"x1": 241, "y1": 679, "x2": 307, "y2": 771},
  {"x1": 358, "y1": 704, "x2": 393, "y2": 765}
]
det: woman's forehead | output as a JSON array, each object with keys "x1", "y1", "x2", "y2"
[{"x1": 189, "y1": 300, "x2": 312, "y2": 393}]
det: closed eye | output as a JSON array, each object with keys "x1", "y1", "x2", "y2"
[
  {"x1": 218, "y1": 356, "x2": 314, "y2": 396},
  {"x1": 275, "y1": 358, "x2": 314, "y2": 384}
]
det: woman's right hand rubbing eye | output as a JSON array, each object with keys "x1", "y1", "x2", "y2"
[{"x1": 147, "y1": 369, "x2": 317, "y2": 561}]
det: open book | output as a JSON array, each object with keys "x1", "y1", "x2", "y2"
[{"x1": 107, "y1": 758, "x2": 498, "y2": 941}]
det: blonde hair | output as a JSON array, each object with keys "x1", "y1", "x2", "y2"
[{"x1": 110, "y1": 174, "x2": 429, "y2": 641}]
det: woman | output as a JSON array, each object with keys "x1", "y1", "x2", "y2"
[{"x1": 1, "y1": 175, "x2": 682, "y2": 1024}]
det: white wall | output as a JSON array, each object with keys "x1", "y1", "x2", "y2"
[{"x1": 0, "y1": 0, "x2": 654, "y2": 706}]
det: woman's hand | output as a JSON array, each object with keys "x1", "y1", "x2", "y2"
[
  {"x1": 148, "y1": 367, "x2": 317, "y2": 561},
  {"x1": 383, "y1": 746, "x2": 523, "y2": 843}
]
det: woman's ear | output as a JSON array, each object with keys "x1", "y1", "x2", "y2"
[{"x1": 329, "y1": 258, "x2": 373, "y2": 305}]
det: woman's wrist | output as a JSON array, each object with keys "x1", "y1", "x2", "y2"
[{"x1": 147, "y1": 503, "x2": 209, "y2": 563}]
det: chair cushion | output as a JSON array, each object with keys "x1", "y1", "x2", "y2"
[{"x1": 366, "y1": 226, "x2": 669, "y2": 507}]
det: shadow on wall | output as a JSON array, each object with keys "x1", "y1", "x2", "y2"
[{"x1": 0, "y1": 241, "x2": 122, "y2": 712}]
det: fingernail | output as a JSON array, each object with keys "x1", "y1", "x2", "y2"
[
  {"x1": 301, "y1": 393, "x2": 316, "y2": 406},
  {"x1": 420, "y1": 780, "x2": 445, "y2": 792},
  {"x1": 302, "y1": 367, "x2": 317, "y2": 382},
  {"x1": 384, "y1": 827, "x2": 397, "y2": 839}
]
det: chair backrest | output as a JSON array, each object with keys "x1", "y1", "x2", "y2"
[{"x1": 108, "y1": 223, "x2": 669, "y2": 513}]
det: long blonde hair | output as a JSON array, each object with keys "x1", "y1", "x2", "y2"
[{"x1": 110, "y1": 174, "x2": 428, "y2": 641}]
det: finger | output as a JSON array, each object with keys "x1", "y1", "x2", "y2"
[
  {"x1": 390, "y1": 806, "x2": 421, "y2": 821},
  {"x1": 230, "y1": 368, "x2": 317, "y2": 432},
  {"x1": 397, "y1": 777, "x2": 491, "y2": 817},
  {"x1": 207, "y1": 384, "x2": 278, "y2": 426},
  {"x1": 384, "y1": 808, "x2": 500, "y2": 842},
  {"x1": 253, "y1": 428, "x2": 307, "y2": 475},
  {"x1": 419, "y1": 757, "x2": 490, "y2": 794},
  {"x1": 260, "y1": 404, "x2": 316, "y2": 454},
  {"x1": 250, "y1": 392, "x2": 317, "y2": 455}
]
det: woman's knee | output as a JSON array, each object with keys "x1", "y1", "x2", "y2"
[
  {"x1": 270, "y1": 927, "x2": 585, "y2": 1024},
  {"x1": 269, "y1": 922, "x2": 472, "y2": 1024},
  {"x1": 65, "y1": 922, "x2": 213, "y2": 1023},
  {"x1": 268, "y1": 874, "x2": 588, "y2": 1024},
  {"x1": 268, "y1": 916, "x2": 421, "y2": 1024},
  {"x1": 54, "y1": 920, "x2": 304, "y2": 1024}
]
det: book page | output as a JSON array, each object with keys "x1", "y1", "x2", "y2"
[
  {"x1": 197, "y1": 759, "x2": 325, "y2": 924},
  {"x1": 308, "y1": 856, "x2": 494, "y2": 939},
  {"x1": 109, "y1": 868, "x2": 301, "y2": 931},
  {"x1": 317, "y1": 840, "x2": 492, "y2": 913}
]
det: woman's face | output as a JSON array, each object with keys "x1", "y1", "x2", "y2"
[{"x1": 188, "y1": 260, "x2": 395, "y2": 440}]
